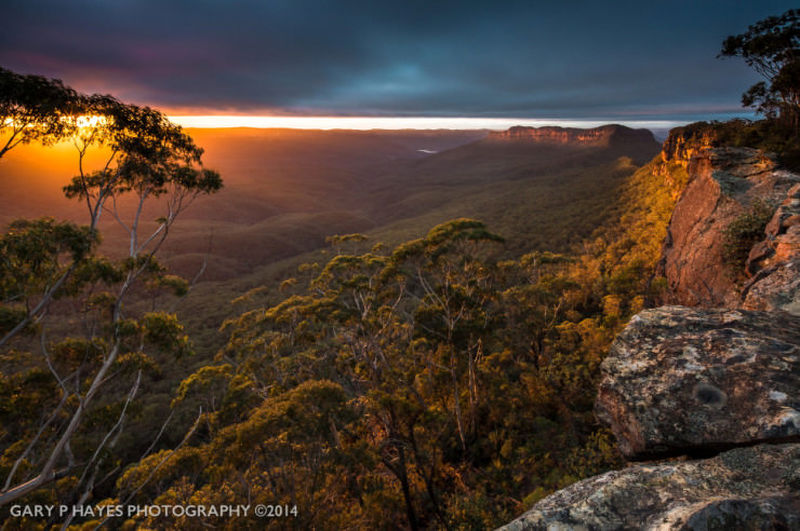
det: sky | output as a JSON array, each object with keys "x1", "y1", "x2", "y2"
[{"x1": 1, "y1": 1, "x2": 797, "y2": 127}]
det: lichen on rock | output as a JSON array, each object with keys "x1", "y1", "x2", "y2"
[
  {"x1": 500, "y1": 444, "x2": 800, "y2": 531},
  {"x1": 595, "y1": 306, "x2": 800, "y2": 460}
]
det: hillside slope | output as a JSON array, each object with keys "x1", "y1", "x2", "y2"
[
  {"x1": 0, "y1": 126, "x2": 658, "y2": 281},
  {"x1": 169, "y1": 125, "x2": 659, "y2": 355}
]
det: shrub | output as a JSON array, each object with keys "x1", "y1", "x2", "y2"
[{"x1": 721, "y1": 199, "x2": 775, "y2": 273}]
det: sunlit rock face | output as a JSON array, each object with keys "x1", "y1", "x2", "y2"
[
  {"x1": 658, "y1": 147, "x2": 799, "y2": 308},
  {"x1": 595, "y1": 306, "x2": 800, "y2": 460},
  {"x1": 500, "y1": 443, "x2": 800, "y2": 531},
  {"x1": 487, "y1": 124, "x2": 656, "y2": 147},
  {"x1": 659, "y1": 126, "x2": 715, "y2": 167}
]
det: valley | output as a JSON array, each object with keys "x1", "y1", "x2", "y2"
[{"x1": 0, "y1": 125, "x2": 660, "y2": 356}]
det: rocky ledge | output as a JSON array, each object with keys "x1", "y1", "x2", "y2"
[
  {"x1": 595, "y1": 306, "x2": 800, "y2": 460},
  {"x1": 743, "y1": 182, "x2": 800, "y2": 315},
  {"x1": 504, "y1": 305, "x2": 800, "y2": 530},
  {"x1": 501, "y1": 443, "x2": 800, "y2": 530}
]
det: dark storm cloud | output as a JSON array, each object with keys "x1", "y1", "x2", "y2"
[{"x1": 1, "y1": 0, "x2": 796, "y2": 119}]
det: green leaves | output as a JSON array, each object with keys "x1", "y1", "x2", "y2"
[
  {"x1": 391, "y1": 218, "x2": 504, "y2": 265},
  {"x1": 0, "y1": 218, "x2": 97, "y2": 303},
  {"x1": 720, "y1": 9, "x2": 800, "y2": 74},
  {"x1": 722, "y1": 199, "x2": 775, "y2": 273},
  {"x1": 0, "y1": 68, "x2": 223, "y2": 516},
  {"x1": 156, "y1": 217, "x2": 642, "y2": 527},
  {"x1": 720, "y1": 9, "x2": 800, "y2": 130},
  {"x1": 139, "y1": 312, "x2": 193, "y2": 358}
]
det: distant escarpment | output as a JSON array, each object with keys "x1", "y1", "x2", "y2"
[
  {"x1": 504, "y1": 125, "x2": 800, "y2": 530},
  {"x1": 488, "y1": 124, "x2": 656, "y2": 147}
]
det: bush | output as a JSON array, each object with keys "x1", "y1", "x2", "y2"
[{"x1": 721, "y1": 200, "x2": 775, "y2": 273}]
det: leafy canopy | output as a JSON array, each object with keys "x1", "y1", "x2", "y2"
[
  {"x1": 0, "y1": 67, "x2": 83, "y2": 157},
  {"x1": 720, "y1": 9, "x2": 800, "y2": 123}
]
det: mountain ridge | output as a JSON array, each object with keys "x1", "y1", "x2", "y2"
[{"x1": 487, "y1": 124, "x2": 656, "y2": 147}]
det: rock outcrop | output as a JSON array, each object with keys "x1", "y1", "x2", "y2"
[
  {"x1": 595, "y1": 306, "x2": 800, "y2": 460},
  {"x1": 488, "y1": 124, "x2": 656, "y2": 148},
  {"x1": 742, "y1": 258, "x2": 800, "y2": 315},
  {"x1": 659, "y1": 124, "x2": 716, "y2": 167},
  {"x1": 742, "y1": 183, "x2": 800, "y2": 314},
  {"x1": 750, "y1": 183, "x2": 800, "y2": 268},
  {"x1": 658, "y1": 147, "x2": 799, "y2": 307},
  {"x1": 504, "y1": 128, "x2": 800, "y2": 530},
  {"x1": 501, "y1": 443, "x2": 800, "y2": 530}
]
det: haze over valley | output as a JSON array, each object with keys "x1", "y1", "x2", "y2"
[{"x1": 0, "y1": 125, "x2": 658, "y2": 285}]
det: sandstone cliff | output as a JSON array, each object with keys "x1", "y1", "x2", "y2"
[
  {"x1": 743, "y1": 182, "x2": 800, "y2": 314},
  {"x1": 658, "y1": 146, "x2": 799, "y2": 308},
  {"x1": 502, "y1": 127, "x2": 800, "y2": 530},
  {"x1": 488, "y1": 124, "x2": 656, "y2": 148}
]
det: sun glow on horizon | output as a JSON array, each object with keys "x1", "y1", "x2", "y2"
[
  {"x1": 3, "y1": 114, "x2": 108, "y2": 130},
  {"x1": 167, "y1": 115, "x2": 686, "y2": 131},
  {"x1": 74, "y1": 115, "x2": 107, "y2": 129}
]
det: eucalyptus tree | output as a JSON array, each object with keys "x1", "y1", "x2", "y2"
[
  {"x1": 720, "y1": 9, "x2": 800, "y2": 129},
  {"x1": 0, "y1": 67, "x2": 82, "y2": 159},
  {"x1": 0, "y1": 71, "x2": 221, "y2": 508}
]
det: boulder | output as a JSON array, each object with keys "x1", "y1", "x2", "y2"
[
  {"x1": 595, "y1": 306, "x2": 800, "y2": 460},
  {"x1": 742, "y1": 258, "x2": 800, "y2": 315},
  {"x1": 500, "y1": 443, "x2": 800, "y2": 531}
]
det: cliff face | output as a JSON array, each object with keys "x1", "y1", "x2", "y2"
[
  {"x1": 656, "y1": 127, "x2": 800, "y2": 311},
  {"x1": 504, "y1": 127, "x2": 800, "y2": 530},
  {"x1": 659, "y1": 124, "x2": 716, "y2": 166},
  {"x1": 488, "y1": 124, "x2": 656, "y2": 148},
  {"x1": 658, "y1": 147, "x2": 797, "y2": 307}
]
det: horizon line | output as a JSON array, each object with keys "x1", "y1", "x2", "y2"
[{"x1": 167, "y1": 115, "x2": 693, "y2": 131}]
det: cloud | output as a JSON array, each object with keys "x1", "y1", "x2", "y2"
[{"x1": 1, "y1": 0, "x2": 796, "y2": 119}]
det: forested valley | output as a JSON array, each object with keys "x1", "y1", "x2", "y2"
[{"x1": 2, "y1": 67, "x2": 687, "y2": 529}]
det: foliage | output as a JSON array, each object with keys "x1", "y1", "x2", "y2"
[
  {"x1": 0, "y1": 67, "x2": 221, "y2": 516},
  {"x1": 719, "y1": 8, "x2": 800, "y2": 167},
  {"x1": 720, "y1": 9, "x2": 800, "y2": 127},
  {"x1": 0, "y1": 218, "x2": 98, "y2": 307},
  {"x1": 0, "y1": 67, "x2": 82, "y2": 158},
  {"x1": 112, "y1": 187, "x2": 685, "y2": 529},
  {"x1": 722, "y1": 199, "x2": 775, "y2": 273},
  {"x1": 0, "y1": 64, "x2": 684, "y2": 528}
]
